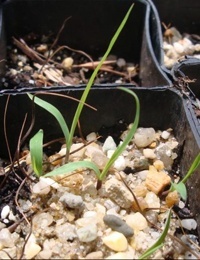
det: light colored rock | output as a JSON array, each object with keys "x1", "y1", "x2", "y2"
[
  {"x1": 105, "y1": 178, "x2": 133, "y2": 209},
  {"x1": 143, "y1": 148, "x2": 156, "y2": 159},
  {"x1": 102, "y1": 136, "x2": 117, "y2": 153},
  {"x1": 153, "y1": 160, "x2": 164, "y2": 171},
  {"x1": 77, "y1": 223, "x2": 97, "y2": 242},
  {"x1": 85, "y1": 145, "x2": 109, "y2": 169},
  {"x1": 62, "y1": 57, "x2": 74, "y2": 69},
  {"x1": 0, "y1": 228, "x2": 15, "y2": 248},
  {"x1": 24, "y1": 234, "x2": 41, "y2": 259},
  {"x1": 161, "y1": 130, "x2": 171, "y2": 140},
  {"x1": 1, "y1": 205, "x2": 10, "y2": 219},
  {"x1": 32, "y1": 212, "x2": 54, "y2": 229},
  {"x1": 133, "y1": 128, "x2": 156, "y2": 148},
  {"x1": 145, "y1": 165, "x2": 171, "y2": 194},
  {"x1": 113, "y1": 156, "x2": 126, "y2": 171},
  {"x1": 59, "y1": 192, "x2": 84, "y2": 209},
  {"x1": 181, "y1": 219, "x2": 197, "y2": 230},
  {"x1": 86, "y1": 251, "x2": 103, "y2": 259},
  {"x1": 55, "y1": 223, "x2": 77, "y2": 242},
  {"x1": 86, "y1": 132, "x2": 97, "y2": 142},
  {"x1": 125, "y1": 212, "x2": 148, "y2": 231},
  {"x1": 102, "y1": 231, "x2": 128, "y2": 252},
  {"x1": 145, "y1": 192, "x2": 160, "y2": 210},
  {"x1": 32, "y1": 177, "x2": 60, "y2": 195},
  {"x1": 69, "y1": 143, "x2": 85, "y2": 159}
]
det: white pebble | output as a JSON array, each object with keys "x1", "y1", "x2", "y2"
[
  {"x1": 1, "y1": 205, "x2": 10, "y2": 219},
  {"x1": 113, "y1": 156, "x2": 126, "y2": 171},
  {"x1": 161, "y1": 130, "x2": 170, "y2": 140},
  {"x1": 125, "y1": 212, "x2": 148, "y2": 231},
  {"x1": 143, "y1": 148, "x2": 156, "y2": 159},
  {"x1": 102, "y1": 136, "x2": 117, "y2": 153},
  {"x1": 86, "y1": 132, "x2": 97, "y2": 142},
  {"x1": 77, "y1": 223, "x2": 97, "y2": 242},
  {"x1": 181, "y1": 219, "x2": 197, "y2": 230},
  {"x1": 103, "y1": 231, "x2": 128, "y2": 252}
]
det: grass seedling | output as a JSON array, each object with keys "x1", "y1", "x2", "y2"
[
  {"x1": 170, "y1": 152, "x2": 200, "y2": 200},
  {"x1": 28, "y1": 4, "x2": 135, "y2": 177}
]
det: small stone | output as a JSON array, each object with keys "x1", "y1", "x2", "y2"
[
  {"x1": 85, "y1": 145, "x2": 109, "y2": 169},
  {"x1": 102, "y1": 136, "x2": 117, "y2": 153},
  {"x1": 102, "y1": 231, "x2": 128, "y2": 252},
  {"x1": 62, "y1": 57, "x2": 74, "y2": 70},
  {"x1": 77, "y1": 223, "x2": 97, "y2": 242},
  {"x1": 173, "y1": 42, "x2": 184, "y2": 54},
  {"x1": 85, "y1": 251, "x2": 103, "y2": 259},
  {"x1": 125, "y1": 212, "x2": 148, "y2": 231},
  {"x1": 117, "y1": 58, "x2": 126, "y2": 68},
  {"x1": 153, "y1": 160, "x2": 164, "y2": 171},
  {"x1": 86, "y1": 132, "x2": 97, "y2": 142},
  {"x1": 103, "y1": 214, "x2": 134, "y2": 237},
  {"x1": 145, "y1": 166, "x2": 171, "y2": 194},
  {"x1": 24, "y1": 243, "x2": 41, "y2": 259},
  {"x1": 143, "y1": 148, "x2": 156, "y2": 159},
  {"x1": 1, "y1": 205, "x2": 10, "y2": 219},
  {"x1": 0, "y1": 228, "x2": 15, "y2": 248},
  {"x1": 181, "y1": 219, "x2": 197, "y2": 230},
  {"x1": 24, "y1": 234, "x2": 41, "y2": 259},
  {"x1": 69, "y1": 143, "x2": 85, "y2": 159},
  {"x1": 36, "y1": 44, "x2": 48, "y2": 53},
  {"x1": 165, "y1": 190, "x2": 180, "y2": 207},
  {"x1": 113, "y1": 156, "x2": 126, "y2": 171},
  {"x1": 105, "y1": 178, "x2": 133, "y2": 209},
  {"x1": 55, "y1": 223, "x2": 77, "y2": 242},
  {"x1": 133, "y1": 128, "x2": 156, "y2": 148},
  {"x1": 133, "y1": 184, "x2": 148, "y2": 197},
  {"x1": 145, "y1": 192, "x2": 160, "y2": 210},
  {"x1": 161, "y1": 130, "x2": 171, "y2": 140},
  {"x1": 59, "y1": 192, "x2": 84, "y2": 209},
  {"x1": 32, "y1": 212, "x2": 54, "y2": 229}
]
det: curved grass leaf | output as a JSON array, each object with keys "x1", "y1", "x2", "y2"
[
  {"x1": 181, "y1": 152, "x2": 200, "y2": 184},
  {"x1": 139, "y1": 210, "x2": 171, "y2": 259},
  {"x1": 68, "y1": 4, "x2": 134, "y2": 151},
  {"x1": 27, "y1": 93, "x2": 69, "y2": 149},
  {"x1": 99, "y1": 87, "x2": 140, "y2": 180},
  {"x1": 29, "y1": 129, "x2": 43, "y2": 176},
  {"x1": 171, "y1": 182, "x2": 187, "y2": 201},
  {"x1": 44, "y1": 160, "x2": 101, "y2": 178}
]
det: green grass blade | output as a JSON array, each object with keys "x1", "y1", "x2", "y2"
[
  {"x1": 139, "y1": 210, "x2": 171, "y2": 259},
  {"x1": 29, "y1": 129, "x2": 43, "y2": 176},
  {"x1": 44, "y1": 160, "x2": 101, "y2": 178},
  {"x1": 27, "y1": 93, "x2": 70, "y2": 149},
  {"x1": 68, "y1": 4, "x2": 134, "y2": 150},
  {"x1": 181, "y1": 152, "x2": 200, "y2": 184},
  {"x1": 99, "y1": 87, "x2": 140, "y2": 180}
]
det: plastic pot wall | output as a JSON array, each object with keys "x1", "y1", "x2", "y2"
[
  {"x1": 152, "y1": 0, "x2": 200, "y2": 77},
  {"x1": 0, "y1": 86, "x2": 200, "y2": 237},
  {"x1": 0, "y1": 0, "x2": 170, "y2": 89}
]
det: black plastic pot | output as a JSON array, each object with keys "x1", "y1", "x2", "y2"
[
  {"x1": 170, "y1": 57, "x2": 200, "y2": 141},
  {"x1": 152, "y1": 0, "x2": 200, "y2": 80},
  {"x1": 0, "y1": 0, "x2": 170, "y2": 89},
  {"x1": 0, "y1": 86, "x2": 200, "y2": 237}
]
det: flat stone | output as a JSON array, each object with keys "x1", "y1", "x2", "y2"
[
  {"x1": 105, "y1": 178, "x2": 133, "y2": 209},
  {"x1": 125, "y1": 212, "x2": 148, "y2": 231},
  {"x1": 77, "y1": 223, "x2": 97, "y2": 242},
  {"x1": 102, "y1": 231, "x2": 128, "y2": 252},
  {"x1": 103, "y1": 214, "x2": 134, "y2": 237},
  {"x1": 145, "y1": 166, "x2": 171, "y2": 194},
  {"x1": 59, "y1": 192, "x2": 84, "y2": 209}
]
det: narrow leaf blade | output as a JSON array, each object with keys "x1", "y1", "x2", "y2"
[
  {"x1": 29, "y1": 129, "x2": 43, "y2": 176},
  {"x1": 44, "y1": 160, "x2": 101, "y2": 178}
]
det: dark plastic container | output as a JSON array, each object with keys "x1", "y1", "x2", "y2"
[
  {"x1": 0, "y1": 0, "x2": 170, "y2": 88},
  {"x1": 152, "y1": 0, "x2": 200, "y2": 79},
  {"x1": 0, "y1": 86, "x2": 200, "y2": 237}
]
